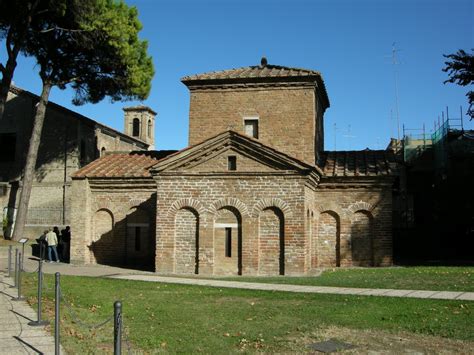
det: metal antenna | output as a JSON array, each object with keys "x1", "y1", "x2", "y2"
[
  {"x1": 391, "y1": 42, "x2": 401, "y2": 140},
  {"x1": 390, "y1": 108, "x2": 394, "y2": 139},
  {"x1": 342, "y1": 124, "x2": 356, "y2": 150}
]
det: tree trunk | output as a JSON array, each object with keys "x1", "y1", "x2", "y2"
[
  {"x1": 11, "y1": 81, "x2": 52, "y2": 240},
  {"x1": 0, "y1": 48, "x2": 20, "y2": 121},
  {"x1": 0, "y1": 0, "x2": 40, "y2": 121}
]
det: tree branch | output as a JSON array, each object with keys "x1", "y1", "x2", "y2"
[
  {"x1": 40, "y1": 26, "x2": 90, "y2": 34},
  {"x1": 6, "y1": 27, "x2": 14, "y2": 59}
]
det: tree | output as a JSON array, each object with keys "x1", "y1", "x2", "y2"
[
  {"x1": 0, "y1": 1, "x2": 40, "y2": 121},
  {"x1": 443, "y1": 49, "x2": 474, "y2": 119},
  {"x1": 11, "y1": 0, "x2": 154, "y2": 240},
  {"x1": 0, "y1": 1, "x2": 67, "y2": 121}
]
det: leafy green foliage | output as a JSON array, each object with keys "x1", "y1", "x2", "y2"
[
  {"x1": 24, "y1": 0, "x2": 154, "y2": 102},
  {"x1": 443, "y1": 49, "x2": 474, "y2": 119},
  {"x1": 10, "y1": 0, "x2": 153, "y2": 240}
]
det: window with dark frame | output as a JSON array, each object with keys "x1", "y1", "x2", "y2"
[
  {"x1": 225, "y1": 227, "x2": 232, "y2": 257},
  {"x1": 244, "y1": 119, "x2": 259, "y2": 139},
  {"x1": 228, "y1": 156, "x2": 237, "y2": 171},
  {"x1": 135, "y1": 226, "x2": 141, "y2": 251}
]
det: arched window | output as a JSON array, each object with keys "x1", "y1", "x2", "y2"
[
  {"x1": 147, "y1": 119, "x2": 152, "y2": 138},
  {"x1": 132, "y1": 118, "x2": 140, "y2": 137},
  {"x1": 101, "y1": 147, "x2": 106, "y2": 157}
]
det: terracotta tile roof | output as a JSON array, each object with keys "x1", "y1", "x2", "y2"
[
  {"x1": 181, "y1": 58, "x2": 330, "y2": 109},
  {"x1": 318, "y1": 150, "x2": 397, "y2": 177},
  {"x1": 73, "y1": 151, "x2": 176, "y2": 178},
  {"x1": 182, "y1": 64, "x2": 322, "y2": 81}
]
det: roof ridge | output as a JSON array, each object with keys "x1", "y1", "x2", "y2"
[{"x1": 181, "y1": 64, "x2": 322, "y2": 80}]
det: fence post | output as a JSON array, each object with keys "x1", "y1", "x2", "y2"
[
  {"x1": 29, "y1": 258, "x2": 49, "y2": 326},
  {"x1": 114, "y1": 301, "x2": 122, "y2": 355},
  {"x1": 12, "y1": 252, "x2": 25, "y2": 301},
  {"x1": 10, "y1": 249, "x2": 18, "y2": 288},
  {"x1": 40, "y1": 242, "x2": 45, "y2": 261},
  {"x1": 21, "y1": 242, "x2": 25, "y2": 271},
  {"x1": 55, "y1": 272, "x2": 60, "y2": 355},
  {"x1": 8, "y1": 245, "x2": 12, "y2": 277}
]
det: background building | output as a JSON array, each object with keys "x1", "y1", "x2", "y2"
[{"x1": 0, "y1": 86, "x2": 155, "y2": 238}]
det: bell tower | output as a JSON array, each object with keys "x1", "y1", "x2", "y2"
[{"x1": 123, "y1": 106, "x2": 156, "y2": 150}]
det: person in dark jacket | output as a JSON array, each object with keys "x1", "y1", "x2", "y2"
[{"x1": 60, "y1": 226, "x2": 71, "y2": 262}]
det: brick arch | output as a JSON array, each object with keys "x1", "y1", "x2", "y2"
[
  {"x1": 316, "y1": 203, "x2": 344, "y2": 218},
  {"x1": 93, "y1": 201, "x2": 118, "y2": 216},
  {"x1": 253, "y1": 198, "x2": 292, "y2": 218},
  {"x1": 93, "y1": 208, "x2": 114, "y2": 225},
  {"x1": 258, "y1": 206, "x2": 286, "y2": 275},
  {"x1": 347, "y1": 201, "x2": 375, "y2": 214},
  {"x1": 209, "y1": 197, "x2": 250, "y2": 217},
  {"x1": 166, "y1": 198, "x2": 206, "y2": 218},
  {"x1": 351, "y1": 210, "x2": 374, "y2": 266},
  {"x1": 317, "y1": 209, "x2": 341, "y2": 267},
  {"x1": 113, "y1": 197, "x2": 154, "y2": 216},
  {"x1": 90, "y1": 208, "x2": 115, "y2": 264},
  {"x1": 174, "y1": 207, "x2": 200, "y2": 274},
  {"x1": 123, "y1": 198, "x2": 150, "y2": 212}
]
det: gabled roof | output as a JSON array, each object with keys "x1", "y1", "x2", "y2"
[
  {"x1": 73, "y1": 151, "x2": 176, "y2": 178},
  {"x1": 181, "y1": 58, "x2": 330, "y2": 109},
  {"x1": 151, "y1": 130, "x2": 323, "y2": 179},
  {"x1": 9, "y1": 86, "x2": 149, "y2": 148},
  {"x1": 318, "y1": 150, "x2": 397, "y2": 177}
]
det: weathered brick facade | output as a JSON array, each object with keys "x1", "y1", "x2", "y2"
[
  {"x1": 187, "y1": 88, "x2": 321, "y2": 165},
  {"x1": 71, "y1": 59, "x2": 396, "y2": 275},
  {"x1": 70, "y1": 177, "x2": 157, "y2": 269}
]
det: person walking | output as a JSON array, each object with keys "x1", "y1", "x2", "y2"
[{"x1": 45, "y1": 228, "x2": 60, "y2": 263}]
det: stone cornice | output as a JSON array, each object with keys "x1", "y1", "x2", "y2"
[
  {"x1": 85, "y1": 177, "x2": 156, "y2": 190},
  {"x1": 186, "y1": 81, "x2": 317, "y2": 92}
]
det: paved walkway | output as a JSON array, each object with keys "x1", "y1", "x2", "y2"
[
  {"x1": 108, "y1": 274, "x2": 474, "y2": 301},
  {"x1": 18, "y1": 254, "x2": 474, "y2": 302},
  {"x1": 0, "y1": 273, "x2": 64, "y2": 355}
]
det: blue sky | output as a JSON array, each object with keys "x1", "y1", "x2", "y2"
[{"x1": 4, "y1": 0, "x2": 473, "y2": 151}]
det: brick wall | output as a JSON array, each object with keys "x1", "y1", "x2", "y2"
[
  {"x1": 305, "y1": 183, "x2": 393, "y2": 268},
  {"x1": 188, "y1": 87, "x2": 320, "y2": 165},
  {"x1": 70, "y1": 178, "x2": 156, "y2": 268},
  {"x1": 154, "y1": 174, "x2": 307, "y2": 276}
]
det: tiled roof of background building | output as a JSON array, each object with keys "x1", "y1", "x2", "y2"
[
  {"x1": 73, "y1": 151, "x2": 176, "y2": 178},
  {"x1": 318, "y1": 150, "x2": 397, "y2": 177}
]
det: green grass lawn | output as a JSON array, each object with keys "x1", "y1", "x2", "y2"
[
  {"x1": 214, "y1": 266, "x2": 474, "y2": 292},
  {"x1": 21, "y1": 273, "x2": 474, "y2": 354}
]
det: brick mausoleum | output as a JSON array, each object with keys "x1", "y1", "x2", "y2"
[{"x1": 71, "y1": 58, "x2": 397, "y2": 275}]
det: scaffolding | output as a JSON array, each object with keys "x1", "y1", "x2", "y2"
[{"x1": 403, "y1": 106, "x2": 465, "y2": 167}]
